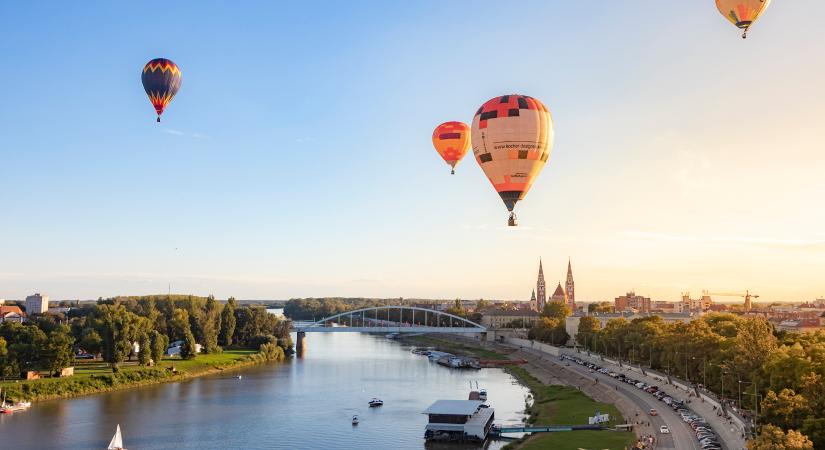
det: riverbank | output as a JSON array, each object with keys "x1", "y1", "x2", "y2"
[
  {"x1": 402, "y1": 334, "x2": 510, "y2": 360},
  {"x1": 413, "y1": 334, "x2": 635, "y2": 450},
  {"x1": 0, "y1": 350, "x2": 278, "y2": 403}
]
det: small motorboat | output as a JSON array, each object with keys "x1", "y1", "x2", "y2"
[
  {"x1": 352, "y1": 415, "x2": 359, "y2": 425},
  {"x1": 478, "y1": 389, "x2": 488, "y2": 401},
  {"x1": 236, "y1": 375, "x2": 242, "y2": 380},
  {"x1": 368, "y1": 398, "x2": 384, "y2": 407},
  {"x1": 108, "y1": 424, "x2": 126, "y2": 450}
]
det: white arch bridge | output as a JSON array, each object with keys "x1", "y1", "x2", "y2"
[{"x1": 293, "y1": 306, "x2": 487, "y2": 334}]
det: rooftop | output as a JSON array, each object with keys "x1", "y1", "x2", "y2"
[
  {"x1": 422, "y1": 400, "x2": 484, "y2": 416},
  {"x1": 482, "y1": 308, "x2": 540, "y2": 317}
]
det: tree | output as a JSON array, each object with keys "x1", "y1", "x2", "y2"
[
  {"x1": 542, "y1": 302, "x2": 571, "y2": 320},
  {"x1": 446, "y1": 298, "x2": 467, "y2": 318},
  {"x1": 761, "y1": 389, "x2": 812, "y2": 431},
  {"x1": 577, "y1": 316, "x2": 601, "y2": 349},
  {"x1": 92, "y1": 304, "x2": 148, "y2": 371},
  {"x1": 475, "y1": 299, "x2": 491, "y2": 311},
  {"x1": 801, "y1": 418, "x2": 825, "y2": 450},
  {"x1": 734, "y1": 317, "x2": 777, "y2": 380},
  {"x1": 588, "y1": 301, "x2": 613, "y2": 313},
  {"x1": 170, "y1": 308, "x2": 192, "y2": 342},
  {"x1": 219, "y1": 297, "x2": 237, "y2": 347},
  {"x1": 201, "y1": 295, "x2": 222, "y2": 353},
  {"x1": 150, "y1": 331, "x2": 168, "y2": 366},
  {"x1": 79, "y1": 328, "x2": 102, "y2": 356},
  {"x1": 180, "y1": 330, "x2": 197, "y2": 359},
  {"x1": 748, "y1": 425, "x2": 813, "y2": 450},
  {"x1": 44, "y1": 328, "x2": 75, "y2": 376},
  {"x1": 138, "y1": 333, "x2": 152, "y2": 365}
]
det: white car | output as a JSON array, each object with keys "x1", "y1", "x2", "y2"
[{"x1": 660, "y1": 425, "x2": 670, "y2": 434}]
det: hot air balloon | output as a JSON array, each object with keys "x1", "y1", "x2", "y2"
[
  {"x1": 141, "y1": 58, "x2": 182, "y2": 122},
  {"x1": 432, "y1": 121, "x2": 471, "y2": 175},
  {"x1": 471, "y1": 94, "x2": 554, "y2": 226},
  {"x1": 716, "y1": 0, "x2": 771, "y2": 38}
]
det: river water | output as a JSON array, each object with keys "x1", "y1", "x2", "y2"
[{"x1": 0, "y1": 332, "x2": 529, "y2": 449}]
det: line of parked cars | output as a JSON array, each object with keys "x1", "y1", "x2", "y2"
[{"x1": 559, "y1": 354, "x2": 722, "y2": 450}]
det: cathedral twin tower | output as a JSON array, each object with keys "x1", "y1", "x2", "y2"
[{"x1": 532, "y1": 258, "x2": 575, "y2": 312}]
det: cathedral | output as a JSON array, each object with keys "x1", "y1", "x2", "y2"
[{"x1": 534, "y1": 258, "x2": 575, "y2": 312}]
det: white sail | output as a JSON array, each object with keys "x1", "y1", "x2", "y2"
[{"x1": 107, "y1": 424, "x2": 124, "y2": 450}]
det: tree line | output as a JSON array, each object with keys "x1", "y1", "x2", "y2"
[
  {"x1": 0, "y1": 295, "x2": 292, "y2": 377},
  {"x1": 574, "y1": 312, "x2": 824, "y2": 449}
]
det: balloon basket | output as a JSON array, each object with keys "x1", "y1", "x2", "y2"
[{"x1": 508, "y1": 213, "x2": 518, "y2": 227}]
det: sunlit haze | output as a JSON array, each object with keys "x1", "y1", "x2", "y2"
[{"x1": 1, "y1": 1, "x2": 823, "y2": 302}]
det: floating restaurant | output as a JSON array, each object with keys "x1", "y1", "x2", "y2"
[{"x1": 422, "y1": 400, "x2": 495, "y2": 442}]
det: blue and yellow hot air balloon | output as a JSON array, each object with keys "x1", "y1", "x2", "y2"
[{"x1": 141, "y1": 58, "x2": 182, "y2": 122}]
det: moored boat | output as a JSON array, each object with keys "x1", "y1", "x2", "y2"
[
  {"x1": 368, "y1": 398, "x2": 384, "y2": 407},
  {"x1": 352, "y1": 415, "x2": 359, "y2": 425}
]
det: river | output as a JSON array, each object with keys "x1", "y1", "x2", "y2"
[{"x1": 0, "y1": 332, "x2": 530, "y2": 449}]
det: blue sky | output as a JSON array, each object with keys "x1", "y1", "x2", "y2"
[{"x1": 1, "y1": 1, "x2": 824, "y2": 301}]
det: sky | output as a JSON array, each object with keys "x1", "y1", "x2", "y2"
[{"x1": 1, "y1": 1, "x2": 823, "y2": 302}]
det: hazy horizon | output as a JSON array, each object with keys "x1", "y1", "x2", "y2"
[{"x1": 2, "y1": 1, "x2": 823, "y2": 302}]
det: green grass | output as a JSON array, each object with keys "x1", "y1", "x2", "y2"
[
  {"x1": 504, "y1": 365, "x2": 636, "y2": 450},
  {"x1": 405, "y1": 335, "x2": 508, "y2": 360},
  {"x1": 0, "y1": 350, "x2": 260, "y2": 402}
]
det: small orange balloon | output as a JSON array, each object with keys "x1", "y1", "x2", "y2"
[{"x1": 432, "y1": 121, "x2": 471, "y2": 175}]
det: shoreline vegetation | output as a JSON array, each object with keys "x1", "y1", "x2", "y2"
[
  {"x1": 0, "y1": 295, "x2": 292, "y2": 403},
  {"x1": 407, "y1": 334, "x2": 634, "y2": 450},
  {"x1": 0, "y1": 349, "x2": 283, "y2": 403}
]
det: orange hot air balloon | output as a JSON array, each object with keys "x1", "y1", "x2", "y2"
[
  {"x1": 432, "y1": 121, "x2": 471, "y2": 175},
  {"x1": 471, "y1": 94, "x2": 554, "y2": 226},
  {"x1": 716, "y1": 0, "x2": 771, "y2": 38}
]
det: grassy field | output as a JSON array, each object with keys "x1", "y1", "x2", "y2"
[
  {"x1": 504, "y1": 366, "x2": 636, "y2": 450},
  {"x1": 404, "y1": 335, "x2": 508, "y2": 360},
  {"x1": 0, "y1": 350, "x2": 259, "y2": 402}
]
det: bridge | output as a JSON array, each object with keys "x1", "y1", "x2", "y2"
[{"x1": 293, "y1": 306, "x2": 487, "y2": 352}]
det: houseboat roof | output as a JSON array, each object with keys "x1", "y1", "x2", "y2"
[{"x1": 422, "y1": 400, "x2": 484, "y2": 416}]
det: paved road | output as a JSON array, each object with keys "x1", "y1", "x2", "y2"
[
  {"x1": 564, "y1": 349, "x2": 746, "y2": 450},
  {"x1": 510, "y1": 346, "x2": 699, "y2": 450}
]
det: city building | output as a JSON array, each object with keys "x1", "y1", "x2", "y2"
[
  {"x1": 536, "y1": 259, "x2": 546, "y2": 311},
  {"x1": 422, "y1": 400, "x2": 495, "y2": 442},
  {"x1": 776, "y1": 318, "x2": 823, "y2": 334},
  {"x1": 679, "y1": 293, "x2": 712, "y2": 312},
  {"x1": 25, "y1": 293, "x2": 49, "y2": 315},
  {"x1": 480, "y1": 309, "x2": 540, "y2": 329},
  {"x1": 565, "y1": 259, "x2": 575, "y2": 311},
  {"x1": 614, "y1": 291, "x2": 651, "y2": 313},
  {"x1": 0, "y1": 305, "x2": 26, "y2": 323},
  {"x1": 551, "y1": 283, "x2": 567, "y2": 304}
]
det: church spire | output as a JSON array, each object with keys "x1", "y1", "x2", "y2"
[
  {"x1": 565, "y1": 258, "x2": 575, "y2": 311},
  {"x1": 536, "y1": 258, "x2": 546, "y2": 311}
]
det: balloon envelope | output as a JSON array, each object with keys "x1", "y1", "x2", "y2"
[
  {"x1": 471, "y1": 94, "x2": 554, "y2": 213},
  {"x1": 716, "y1": 0, "x2": 771, "y2": 31},
  {"x1": 141, "y1": 58, "x2": 182, "y2": 121},
  {"x1": 432, "y1": 121, "x2": 471, "y2": 173}
]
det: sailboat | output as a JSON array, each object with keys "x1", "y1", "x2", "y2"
[{"x1": 108, "y1": 424, "x2": 126, "y2": 450}]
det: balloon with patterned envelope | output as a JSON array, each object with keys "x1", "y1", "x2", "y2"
[
  {"x1": 470, "y1": 94, "x2": 554, "y2": 226},
  {"x1": 715, "y1": 0, "x2": 771, "y2": 38},
  {"x1": 141, "y1": 58, "x2": 182, "y2": 122},
  {"x1": 432, "y1": 121, "x2": 471, "y2": 175}
]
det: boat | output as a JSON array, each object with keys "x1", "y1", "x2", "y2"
[
  {"x1": 108, "y1": 424, "x2": 126, "y2": 450},
  {"x1": 352, "y1": 415, "x2": 359, "y2": 425},
  {"x1": 478, "y1": 389, "x2": 488, "y2": 401},
  {"x1": 368, "y1": 398, "x2": 384, "y2": 407},
  {"x1": 15, "y1": 401, "x2": 31, "y2": 409},
  {"x1": 236, "y1": 375, "x2": 242, "y2": 380}
]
